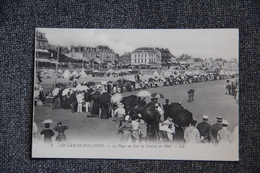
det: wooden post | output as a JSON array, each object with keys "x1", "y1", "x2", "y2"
[{"x1": 54, "y1": 47, "x2": 59, "y2": 87}]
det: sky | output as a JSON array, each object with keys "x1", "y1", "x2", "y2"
[{"x1": 37, "y1": 28, "x2": 239, "y2": 61}]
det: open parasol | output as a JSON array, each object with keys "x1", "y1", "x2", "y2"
[
  {"x1": 42, "y1": 119, "x2": 54, "y2": 124},
  {"x1": 136, "y1": 90, "x2": 151, "y2": 97},
  {"x1": 52, "y1": 88, "x2": 59, "y2": 96},
  {"x1": 110, "y1": 93, "x2": 123, "y2": 104},
  {"x1": 169, "y1": 102, "x2": 184, "y2": 112},
  {"x1": 151, "y1": 93, "x2": 165, "y2": 99},
  {"x1": 77, "y1": 85, "x2": 89, "y2": 91},
  {"x1": 62, "y1": 88, "x2": 70, "y2": 96}
]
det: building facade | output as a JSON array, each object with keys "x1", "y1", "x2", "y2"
[
  {"x1": 156, "y1": 48, "x2": 174, "y2": 69},
  {"x1": 131, "y1": 47, "x2": 161, "y2": 68},
  {"x1": 65, "y1": 45, "x2": 84, "y2": 60},
  {"x1": 36, "y1": 31, "x2": 48, "y2": 50},
  {"x1": 95, "y1": 45, "x2": 116, "y2": 63},
  {"x1": 35, "y1": 30, "x2": 51, "y2": 61},
  {"x1": 118, "y1": 52, "x2": 131, "y2": 68},
  {"x1": 82, "y1": 45, "x2": 116, "y2": 68}
]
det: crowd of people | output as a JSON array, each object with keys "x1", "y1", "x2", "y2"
[
  {"x1": 35, "y1": 71, "x2": 237, "y2": 107},
  {"x1": 34, "y1": 70, "x2": 238, "y2": 147},
  {"x1": 112, "y1": 97, "x2": 237, "y2": 147},
  {"x1": 226, "y1": 79, "x2": 239, "y2": 102}
]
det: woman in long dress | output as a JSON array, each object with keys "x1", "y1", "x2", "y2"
[
  {"x1": 52, "y1": 94, "x2": 61, "y2": 109},
  {"x1": 90, "y1": 91, "x2": 100, "y2": 116},
  {"x1": 63, "y1": 93, "x2": 71, "y2": 109}
]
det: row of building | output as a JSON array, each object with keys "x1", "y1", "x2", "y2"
[{"x1": 36, "y1": 31, "x2": 238, "y2": 71}]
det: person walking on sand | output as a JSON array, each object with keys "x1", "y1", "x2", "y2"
[
  {"x1": 163, "y1": 99, "x2": 171, "y2": 120},
  {"x1": 76, "y1": 91, "x2": 84, "y2": 113}
]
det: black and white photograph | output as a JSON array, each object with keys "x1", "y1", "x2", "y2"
[{"x1": 32, "y1": 28, "x2": 239, "y2": 161}]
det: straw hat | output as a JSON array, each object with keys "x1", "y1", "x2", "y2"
[
  {"x1": 117, "y1": 103, "x2": 124, "y2": 108},
  {"x1": 202, "y1": 115, "x2": 209, "y2": 120}
]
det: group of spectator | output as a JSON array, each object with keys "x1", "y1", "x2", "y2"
[
  {"x1": 112, "y1": 96, "x2": 237, "y2": 147},
  {"x1": 225, "y1": 79, "x2": 239, "y2": 101}
]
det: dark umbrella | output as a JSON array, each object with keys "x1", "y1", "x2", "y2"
[
  {"x1": 169, "y1": 102, "x2": 184, "y2": 112},
  {"x1": 99, "y1": 92, "x2": 111, "y2": 106},
  {"x1": 91, "y1": 90, "x2": 101, "y2": 101},
  {"x1": 170, "y1": 109, "x2": 193, "y2": 127}
]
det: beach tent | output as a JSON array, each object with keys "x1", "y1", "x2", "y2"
[
  {"x1": 218, "y1": 69, "x2": 225, "y2": 75},
  {"x1": 47, "y1": 69, "x2": 56, "y2": 78},
  {"x1": 79, "y1": 70, "x2": 87, "y2": 77},
  {"x1": 63, "y1": 69, "x2": 72, "y2": 79},
  {"x1": 106, "y1": 69, "x2": 114, "y2": 73},
  {"x1": 72, "y1": 70, "x2": 79, "y2": 76},
  {"x1": 58, "y1": 69, "x2": 63, "y2": 74},
  {"x1": 40, "y1": 69, "x2": 48, "y2": 79},
  {"x1": 153, "y1": 70, "x2": 159, "y2": 76}
]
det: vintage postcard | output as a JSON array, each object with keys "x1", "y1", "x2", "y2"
[{"x1": 32, "y1": 28, "x2": 239, "y2": 161}]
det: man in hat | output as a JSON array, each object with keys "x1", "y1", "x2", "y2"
[
  {"x1": 184, "y1": 120, "x2": 200, "y2": 144},
  {"x1": 147, "y1": 98, "x2": 156, "y2": 107},
  {"x1": 196, "y1": 115, "x2": 212, "y2": 143},
  {"x1": 226, "y1": 80, "x2": 231, "y2": 95},
  {"x1": 217, "y1": 120, "x2": 232, "y2": 144},
  {"x1": 210, "y1": 116, "x2": 223, "y2": 144},
  {"x1": 163, "y1": 99, "x2": 171, "y2": 120},
  {"x1": 70, "y1": 89, "x2": 77, "y2": 113},
  {"x1": 114, "y1": 103, "x2": 126, "y2": 133}
]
